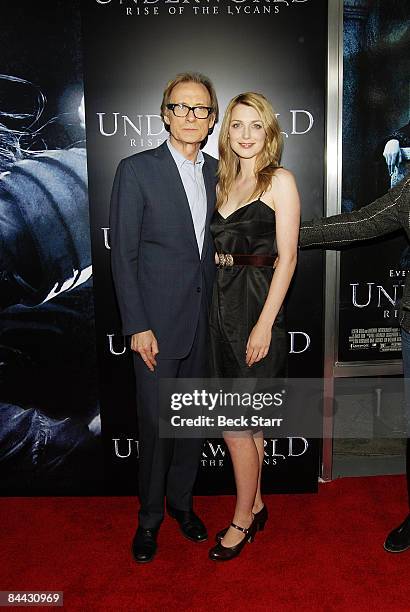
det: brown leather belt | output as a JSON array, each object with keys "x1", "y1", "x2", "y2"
[{"x1": 218, "y1": 253, "x2": 275, "y2": 268}]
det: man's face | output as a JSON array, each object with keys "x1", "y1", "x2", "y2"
[{"x1": 164, "y1": 81, "x2": 215, "y2": 147}]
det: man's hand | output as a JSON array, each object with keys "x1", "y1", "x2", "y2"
[
  {"x1": 131, "y1": 330, "x2": 159, "y2": 372},
  {"x1": 383, "y1": 139, "x2": 402, "y2": 176}
]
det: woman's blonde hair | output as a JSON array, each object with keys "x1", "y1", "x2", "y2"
[{"x1": 217, "y1": 92, "x2": 283, "y2": 208}]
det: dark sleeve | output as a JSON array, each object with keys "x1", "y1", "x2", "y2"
[
  {"x1": 386, "y1": 122, "x2": 410, "y2": 148},
  {"x1": 299, "y1": 179, "x2": 409, "y2": 248},
  {"x1": 109, "y1": 158, "x2": 150, "y2": 336}
]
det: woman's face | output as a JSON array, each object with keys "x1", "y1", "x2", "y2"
[{"x1": 228, "y1": 103, "x2": 266, "y2": 160}]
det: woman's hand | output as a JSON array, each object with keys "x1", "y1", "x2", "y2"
[
  {"x1": 246, "y1": 322, "x2": 272, "y2": 366},
  {"x1": 215, "y1": 252, "x2": 219, "y2": 265}
]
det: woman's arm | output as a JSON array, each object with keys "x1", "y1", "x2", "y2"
[{"x1": 246, "y1": 168, "x2": 300, "y2": 366}]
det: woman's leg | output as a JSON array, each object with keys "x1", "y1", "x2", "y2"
[
  {"x1": 221, "y1": 431, "x2": 259, "y2": 546},
  {"x1": 252, "y1": 430, "x2": 265, "y2": 513}
]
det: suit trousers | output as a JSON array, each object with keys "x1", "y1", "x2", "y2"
[{"x1": 133, "y1": 295, "x2": 209, "y2": 528}]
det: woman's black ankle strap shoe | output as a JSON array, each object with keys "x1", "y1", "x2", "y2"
[
  {"x1": 230, "y1": 522, "x2": 251, "y2": 535},
  {"x1": 209, "y1": 519, "x2": 257, "y2": 561},
  {"x1": 215, "y1": 505, "x2": 268, "y2": 542},
  {"x1": 254, "y1": 504, "x2": 268, "y2": 531}
]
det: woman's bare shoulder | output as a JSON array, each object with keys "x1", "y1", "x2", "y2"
[
  {"x1": 271, "y1": 167, "x2": 296, "y2": 187},
  {"x1": 262, "y1": 168, "x2": 297, "y2": 208}
]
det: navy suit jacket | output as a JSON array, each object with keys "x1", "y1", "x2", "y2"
[{"x1": 110, "y1": 140, "x2": 218, "y2": 359}]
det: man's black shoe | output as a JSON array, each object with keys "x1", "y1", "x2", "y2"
[
  {"x1": 384, "y1": 514, "x2": 410, "y2": 553},
  {"x1": 166, "y1": 504, "x2": 208, "y2": 542},
  {"x1": 131, "y1": 526, "x2": 159, "y2": 563}
]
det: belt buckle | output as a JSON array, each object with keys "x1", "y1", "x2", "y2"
[{"x1": 218, "y1": 253, "x2": 234, "y2": 268}]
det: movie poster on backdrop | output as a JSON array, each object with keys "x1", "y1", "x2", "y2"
[
  {"x1": 0, "y1": 0, "x2": 102, "y2": 495},
  {"x1": 81, "y1": 0, "x2": 327, "y2": 494},
  {"x1": 339, "y1": 0, "x2": 410, "y2": 364}
]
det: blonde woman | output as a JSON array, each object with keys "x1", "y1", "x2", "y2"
[{"x1": 208, "y1": 93, "x2": 300, "y2": 561}]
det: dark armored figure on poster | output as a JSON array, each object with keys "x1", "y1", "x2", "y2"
[
  {"x1": 110, "y1": 72, "x2": 218, "y2": 563},
  {"x1": 0, "y1": 78, "x2": 100, "y2": 492}
]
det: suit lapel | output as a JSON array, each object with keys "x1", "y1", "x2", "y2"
[{"x1": 201, "y1": 158, "x2": 216, "y2": 262}]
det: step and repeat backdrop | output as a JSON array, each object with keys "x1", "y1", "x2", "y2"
[
  {"x1": 0, "y1": 0, "x2": 327, "y2": 495},
  {"x1": 81, "y1": 0, "x2": 326, "y2": 495}
]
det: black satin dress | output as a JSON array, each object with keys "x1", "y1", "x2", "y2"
[{"x1": 209, "y1": 199, "x2": 287, "y2": 378}]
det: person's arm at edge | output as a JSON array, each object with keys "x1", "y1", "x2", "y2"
[{"x1": 299, "y1": 177, "x2": 410, "y2": 249}]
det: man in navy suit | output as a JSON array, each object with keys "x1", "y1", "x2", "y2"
[{"x1": 110, "y1": 72, "x2": 218, "y2": 562}]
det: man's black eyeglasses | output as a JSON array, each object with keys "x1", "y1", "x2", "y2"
[{"x1": 166, "y1": 103, "x2": 213, "y2": 119}]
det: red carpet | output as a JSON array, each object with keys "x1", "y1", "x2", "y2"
[{"x1": 1, "y1": 476, "x2": 409, "y2": 611}]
